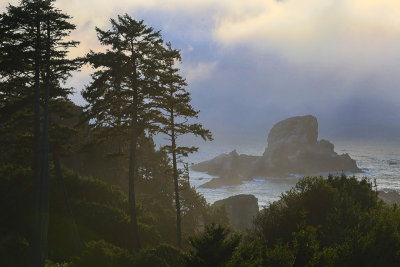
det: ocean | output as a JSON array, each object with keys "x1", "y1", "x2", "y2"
[{"x1": 186, "y1": 139, "x2": 400, "y2": 208}]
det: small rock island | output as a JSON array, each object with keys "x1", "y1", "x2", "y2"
[{"x1": 192, "y1": 115, "x2": 361, "y2": 188}]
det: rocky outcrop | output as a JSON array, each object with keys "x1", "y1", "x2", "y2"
[
  {"x1": 254, "y1": 115, "x2": 360, "y2": 176},
  {"x1": 194, "y1": 150, "x2": 258, "y2": 188},
  {"x1": 267, "y1": 115, "x2": 318, "y2": 148},
  {"x1": 199, "y1": 173, "x2": 244, "y2": 188},
  {"x1": 213, "y1": 194, "x2": 259, "y2": 230},
  {"x1": 191, "y1": 150, "x2": 258, "y2": 177},
  {"x1": 378, "y1": 191, "x2": 400, "y2": 205},
  {"x1": 192, "y1": 115, "x2": 361, "y2": 187}
]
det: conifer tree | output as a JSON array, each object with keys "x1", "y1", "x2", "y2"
[
  {"x1": 0, "y1": 1, "x2": 79, "y2": 265},
  {"x1": 82, "y1": 14, "x2": 165, "y2": 250},
  {"x1": 157, "y1": 44, "x2": 212, "y2": 247}
]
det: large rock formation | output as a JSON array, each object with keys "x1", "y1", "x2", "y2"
[
  {"x1": 213, "y1": 194, "x2": 259, "y2": 230},
  {"x1": 192, "y1": 115, "x2": 361, "y2": 188},
  {"x1": 254, "y1": 115, "x2": 360, "y2": 176}
]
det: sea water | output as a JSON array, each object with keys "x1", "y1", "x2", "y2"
[{"x1": 187, "y1": 139, "x2": 400, "y2": 208}]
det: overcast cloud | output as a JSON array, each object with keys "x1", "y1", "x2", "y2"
[{"x1": 2, "y1": 0, "x2": 400, "y2": 143}]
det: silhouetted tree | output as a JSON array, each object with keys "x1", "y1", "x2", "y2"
[
  {"x1": 82, "y1": 14, "x2": 165, "y2": 250},
  {"x1": 156, "y1": 43, "x2": 212, "y2": 247},
  {"x1": 0, "y1": 1, "x2": 79, "y2": 265}
]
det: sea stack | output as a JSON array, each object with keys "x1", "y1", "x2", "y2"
[
  {"x1": 192, "y1": 115, "x2": 361, "y2": 188},
  {"x1": 254, "y1": 115, "x2": 360, "y2": 176}
]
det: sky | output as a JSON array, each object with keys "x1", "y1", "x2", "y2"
[{"x1": 2, "y1": 0, "x2": 400, "y2": 145}]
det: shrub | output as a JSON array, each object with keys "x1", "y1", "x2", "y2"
[{"x1": 187, "y1": 224, "x2": 241, "y2": 267}]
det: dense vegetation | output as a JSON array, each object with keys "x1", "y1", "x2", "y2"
[
  {"x1": 230, "y1": 174, "x2": 400, "y2": 267},
  {"x1": 2, "y1": 1, "x2": 400, "y2": 267},
  {"x1": 3, "y1": 161, "x2": 400, "y2": 266}
]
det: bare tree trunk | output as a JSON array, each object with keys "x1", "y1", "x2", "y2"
[
  {"x1": 128, "y1": 126, "x2": 141, "y2": 250},
  {"x1": 127, "y1": 52, "x2": 141, "y2": 250},
  {"x1": 53, "y1": 152, "x2": 83, "y2": 253},
  {"x1": 38, "y1": 21, "x2": 51, "y2": 265},
  {"x1": 171, "y1": 111, "x2": 182, "y2": 247},
  {"x1": 32, "y1": 9, "x2": 43, "y2": 267},
  {"x1": 0, "y1": 134, "x2": 4, "y2": 168}
]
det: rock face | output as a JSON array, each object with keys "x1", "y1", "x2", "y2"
[
  {"x1": 255, "y1": 115, "x2": 360, "y2": 176},
  {"x1": 378, "y1": 191, "x2": 400, "y2": 205},
  {"x1": 192, "y1": 115, "x2": 361, "y2": 187},
  {"x1": 191, "y1": 150, "x2": 258, "y2": 177},
  {"x1": 192, "y1": 150, "x2": 258, "y2": 188},
  {"x1": 267, "y1": 115, "x2": 318, "y2": 149},
  {"x1": 198, "y1": 173, "x2": 243, "y2": 189},
  {"x1": 213, "y1": 194, "x2": 259, "y2": 230}
]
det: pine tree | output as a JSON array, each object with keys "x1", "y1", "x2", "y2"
[
  {"x1": 0, "y1": 1, "x2": 80, "y2": 265},
  {"x1": 82, "y1": 14, "x2": 165, "y2": 250},
  {"x1": 157, "y1": 43, "x2": 212, "y2": 247}
]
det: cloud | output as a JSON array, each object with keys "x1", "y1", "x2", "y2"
[
  {"x1": 50, "y1": 0, "x2": 400, "y2": 81},
  {"x1": 183, "y1": 61, "x2": 218, "y2": 85},
  {"x1": 3, "y1": 0, "x2": 400, "y2": 140},
  {"x1": 214, "y1": 0, "x2": 400, "y2": 71},
  {"x1": 4, "y1": 0, "x2": 400, "y2": 67}
]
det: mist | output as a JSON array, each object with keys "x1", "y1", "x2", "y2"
[
  {"x1": 55, "y1": 0, "x2": 400, "y2": 143},
  {"x1": 2, "y1": 1, "x2": 400, "y2": 266}
]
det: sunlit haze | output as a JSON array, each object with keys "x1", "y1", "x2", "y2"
[{"x1": 2, "y1": 0, "x2": 400, "y2": 142}]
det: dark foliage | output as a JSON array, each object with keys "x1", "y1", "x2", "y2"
[
  {"x1": 187, "y1": 224, "x2": 241, "y2": 267},
  {"x1": 230, "y1": 174, "x2": 400, "y2": 267}
]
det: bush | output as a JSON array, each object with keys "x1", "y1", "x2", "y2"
[
  {"x1": 0, "y1": 233, "x2": 29, "y2": 267},
  {"x1": 132, "y1": 244, "x2": 187, "y2": 267},
  {"x1": 187, "y1": 224, "x2": 241, "y2": 267},
  {"x1": 75, "y1": 240, "x2": 134, "y2": 267},
  {"x1": 253, "y1": 175, "x2": 379, "y2": 247},
  {"x1": 232, "y1": 174, "x2": 400, "y2": 266}
]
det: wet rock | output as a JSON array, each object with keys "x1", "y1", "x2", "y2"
[{"x1": 213, "y1": 194, "x2": 259, "y2": 230}]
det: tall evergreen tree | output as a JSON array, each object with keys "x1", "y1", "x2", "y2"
[
  {"x1": 0, "y1": 1, "x2": 80, "y2": 266},
  {"x1": 157, "y1": 43, "x2": 212, "y2": 247},
  {"x1": 82, "y1": 14, "x2": 165, "y2": 250}
]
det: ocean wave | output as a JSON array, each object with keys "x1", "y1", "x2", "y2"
[
  {"x1": 362, "y1": 169, "x2": 374, "y2": 174},
  {"x1": 219, "y1": 186, "x2": 232, "y2": 189}
]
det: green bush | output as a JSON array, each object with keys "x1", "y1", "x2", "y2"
[
  {"x1": 187, "y1": 224, "x2": 241, "y2": 267},
  {"x1": 231, "y1": 174, "x2": 400, "y2": 266},
  {"x1": 0, "y1": 233, "x2": 30, "y2": 267},
  {"x1": 132, "y1": 244, "x2": 187, "y2": 267},
  {"x1": 75, "y1": 240, "x2": 134, "y2": 267},
  {"x1": 253, "y1": 175, "x2": 378, "y2": 247}
]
